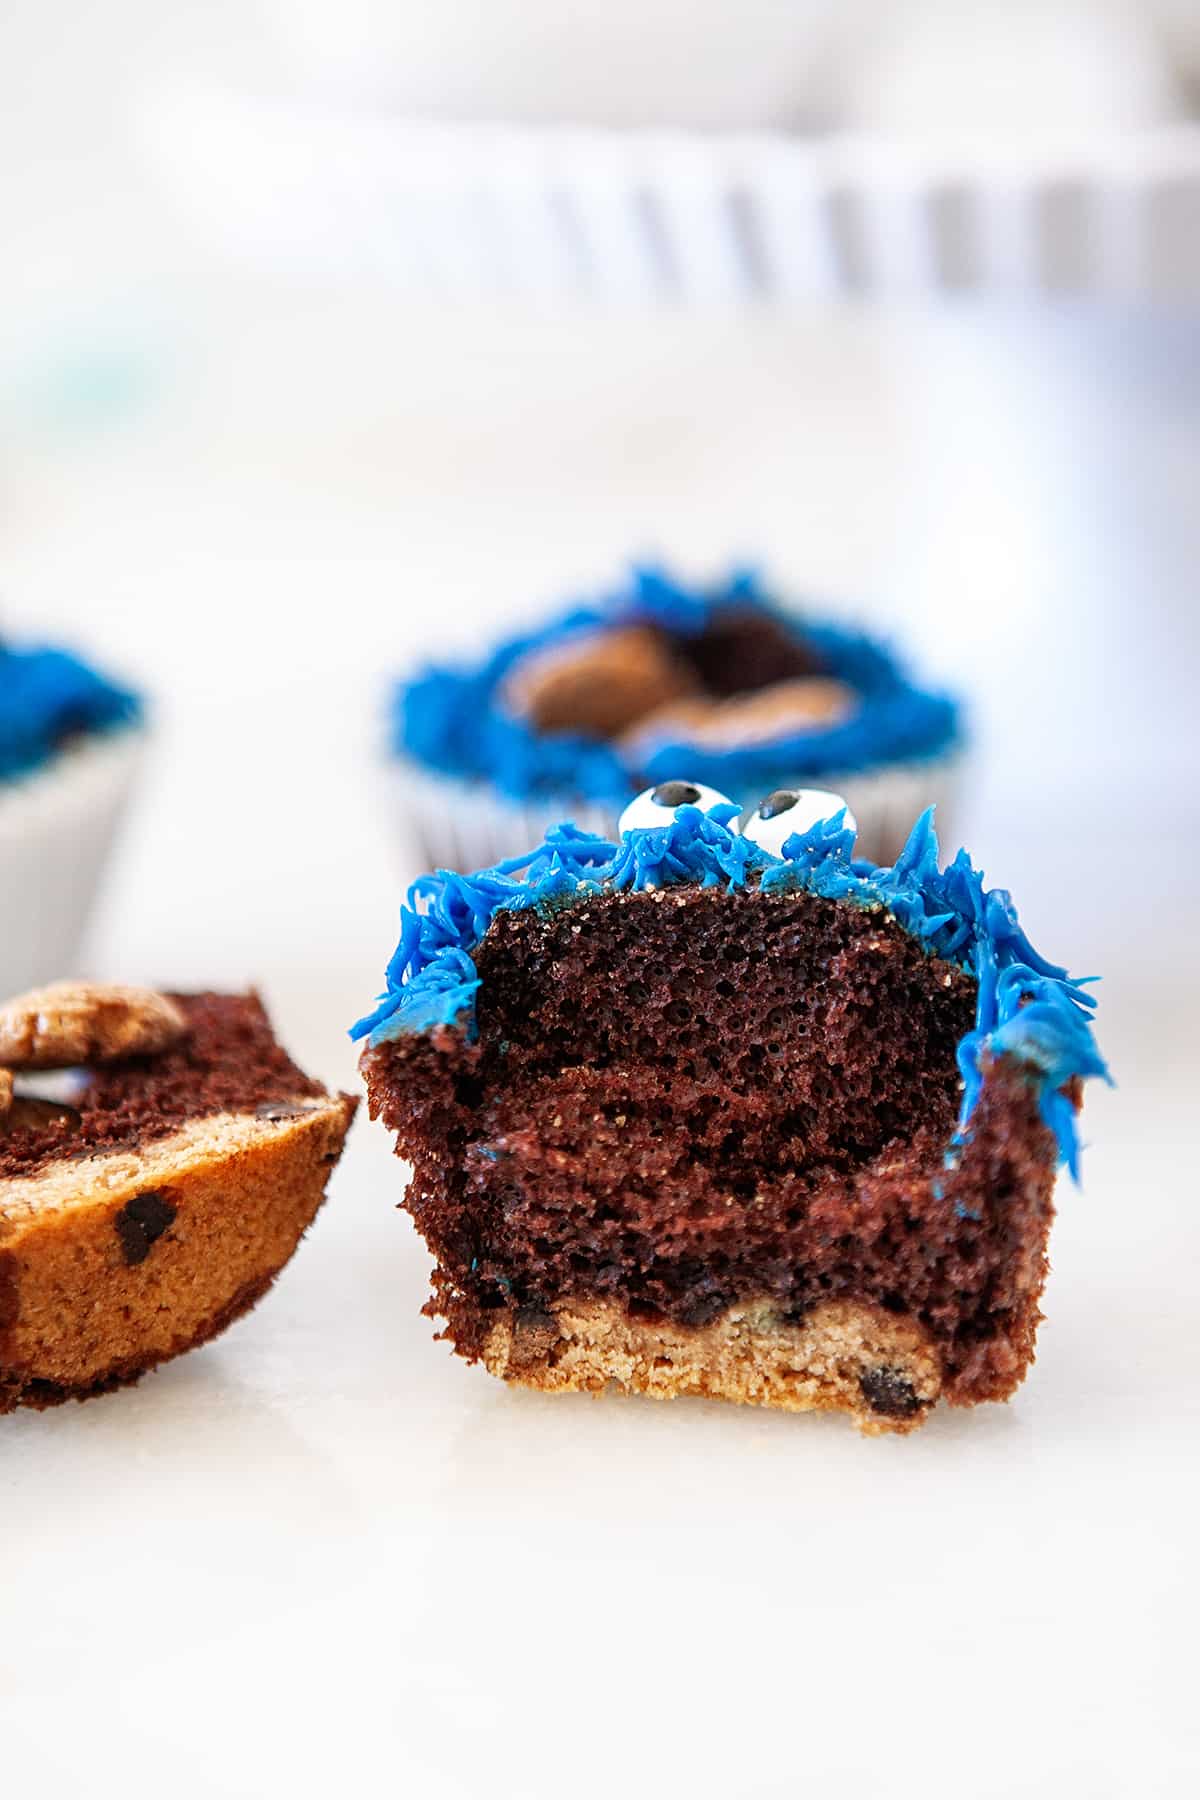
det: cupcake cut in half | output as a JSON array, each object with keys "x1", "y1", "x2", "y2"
[
  {"x1": 0, "y1": 983, "x2": 356, "y2": 1414},
  {"x1": 395, "y1": 563, "x2": 962, "y2": 872},
  {"x1": 356, "y1": 785, "x2": 1107, "y2": 1435}
]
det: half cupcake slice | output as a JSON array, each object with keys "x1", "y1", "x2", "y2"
[
  {"x1": 0, "y1": 983, "x2": 355, "y2": 1413},
  {"x1": 356, "y1": 786, "x2": 1106, "y2": 1434}
]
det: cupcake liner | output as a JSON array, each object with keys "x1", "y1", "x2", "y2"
[
  {"x1": 391, "y1": 764, "x2": 616, "y2": 879},
  {"x1": 0, "y1": 729, "x2": 146, "y2": 997},
  {"x1": 391, "y1": 753, "x2": 961, "y2": 878}
]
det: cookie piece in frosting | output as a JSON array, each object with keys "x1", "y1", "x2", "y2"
[
  {"x1": 620, "y1": 675, "x2": 858, "y2": 761},
  {"x1": 499, "y1": 624, "x2": 698, "y2": 737},
  {"x1": 355, "y1": 788, "x2": 1107, "y2": 1434}
]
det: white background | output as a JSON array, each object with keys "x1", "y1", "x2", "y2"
[{"x1": 3, "y1": 5, "x2": 1200, "y2": 1797}]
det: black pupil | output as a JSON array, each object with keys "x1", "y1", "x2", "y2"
[
  {"x1": 652, "y1": 781, "x2": 702, "y2": 808},
  {"x1": 757, "y1": 789, "x2": 799, "y2": 821}
]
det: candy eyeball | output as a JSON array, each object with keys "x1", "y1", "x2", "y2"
[
  {"x1": 742, "y1": 787, "x2": 857, "y2": 856},
  {"x1": 618, "y1": 780, "x2": 735, "y2": 835}
]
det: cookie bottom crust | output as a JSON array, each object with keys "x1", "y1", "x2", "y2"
[
  {"x1": 0, "y1": 1096, "x2": 355, "y2": 1415},
  {"x1": 481, "y1": 1296, "x2": 944, "y2": 1435},
  {"x1": 0, "y1": 1268, "x2": 276, "y2": 1414}
]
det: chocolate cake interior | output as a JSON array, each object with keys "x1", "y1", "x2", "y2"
[
  {"x1": 0, "y1": 995, "x2": 322, "y2": 1180},
  {"x1": 371, "y1": 885, "x2": 1058, "y2": 1400}
]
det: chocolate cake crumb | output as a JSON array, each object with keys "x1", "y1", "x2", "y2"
[{"x1": 114, "y1": 1192, "x2": 177, "y2": 1265}]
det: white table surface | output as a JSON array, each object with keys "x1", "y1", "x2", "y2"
[{"x1": 2, "y1": 298, "x2": 1197, "y2": 1798}]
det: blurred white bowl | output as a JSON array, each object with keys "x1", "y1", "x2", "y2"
[
  {"x1": 255, "y1": 0, "x2": 838, "y2": 129},
  {"x1": 142, "y1": 87, "x2": 1200, "y2": 304}
]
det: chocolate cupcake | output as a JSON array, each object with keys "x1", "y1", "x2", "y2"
[
  {"x1": 355, "y1": 786, "x2": 1106, "y2": 1435},
  {"x1": 394, "y1": 564, "x2": 962, "y2": 871},
  {"x1": 0, "y1": 638, "x2": 144, "y2": 996}
]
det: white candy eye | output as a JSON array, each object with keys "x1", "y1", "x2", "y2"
[
  {"x1": 742, "y1": 787, "x2": 857, "y2": 856},
  {"x1": 618, "y1": 780, "x2": 735, "y2": 835}
]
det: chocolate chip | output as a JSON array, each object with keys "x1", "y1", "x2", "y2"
[
  {"x1": 677, "y1": 1289, "x2": 729, "y2": 1327},
  {"x1": 757, "y1": 789, "x2": 799, "y2": 821},
  {"x1": 514, "y1": 1303, "x2": 558, "y2": 1339},
  {"x1": 508, "y1": 1303, "x2": 560, "y2": 1371},
  {"x1": 115, "y1": 1191, "x2": 177, "y2": 1265},
  {"x1": 651, "y1": 781, "x2": 701, "y2": 808},
  {"x1": 859, "y1": 1366, "x2": 922, "y2": 1418}
]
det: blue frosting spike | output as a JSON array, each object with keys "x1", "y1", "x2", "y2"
[
  {"x1": 395, "y1": 564, "x2": 962, "y2": 806},
  {"x1": 354, "y1": 803, "x2": 1109, "y2": 1178}
]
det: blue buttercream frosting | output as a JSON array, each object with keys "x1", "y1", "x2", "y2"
[
  {"x1": 353, "y1": 804, "x2": 1108, "y2": 1179},
  {"x1": 395, "y1": 564, "x2": 962, "y2": 806},
  {"x1": 0, "y1": 641, "x2": 141, "y2": 782}
]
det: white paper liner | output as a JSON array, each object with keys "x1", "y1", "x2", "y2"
[
  {"x1": 390, "y1": 755, "x2": 962, "y2": 880},
  {"x1": 0, "y1": 730, "x2": 146, "y2": 997}
]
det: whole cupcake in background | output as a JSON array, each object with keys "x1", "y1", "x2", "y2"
[
  {"x1": 0, "y1": 635, "x2": 144, "y2": 996},
  {"x1": 394, "y1": 564, "x2": 963, "y2": 872}
]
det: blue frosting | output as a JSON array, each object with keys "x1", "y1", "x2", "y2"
[
  {"x1": 396, "y1": 564, "x2": 962, "y2": 806},
  {"x1": 353, "y1": 805, "x2": 1108, "y2": 1179},
  {"x1": 0, "y1": 641, "x2": 141, "y2": 782}
]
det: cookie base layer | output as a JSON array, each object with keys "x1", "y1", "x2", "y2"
[
  {"x1": 480, "y1": 1296, "x2": 944, "y2": 1435},
  {"x1": 0, "y1": 1096, "x2": 355, "y2": 1414}
]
